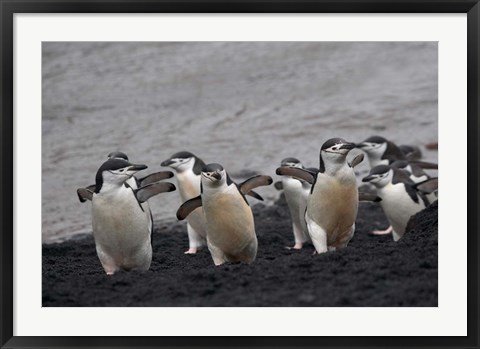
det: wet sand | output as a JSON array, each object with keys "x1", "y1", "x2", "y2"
[{"x1": 42, "y1": 197, "x2": 438, "y2": 307}]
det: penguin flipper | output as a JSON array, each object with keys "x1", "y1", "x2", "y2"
[
  {"x1": 276, "y1": 166, "x2": 315, "y2": 184},
  {"x1": 409, "y1": 160, "x2": 438, "y2": 170},
  {"x1": 135, "y1": 182, "x2": 176, "y2": 203},
  {"x1": 246, "y1": 190, "x2": 264, "y2": 201},
  {"x1": 139, "y1": 171, "x2": 174, "y2": 186},
  {"x1": 177, "y1": 195, "x2": 202, "y2": 221},
  {"x1": 358, "y1": 192, "x2": 382, "y2": 202},
  {"x1": 239, "y1": 175, "x2": 273, "y2": 195},
  {"x1": 414, "y1": 177, "x2": 438, "y2": 194},
  {"x1": 349, "y1": 153, "x2": 364, "y2": 168},
  {"x1": 392, "y1": 169, "x2": 420, "y2": 203},
  {"x1": 274, "y1": 181, "x2": 283, "y2": 190},
  {"x1": 77, "y1": 184, "x2": 96, "y2": 202}
]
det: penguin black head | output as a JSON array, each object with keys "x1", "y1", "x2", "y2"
[
  {"x1": 359, "y1": 135, "x2": 387, "y2": 145},
  {"x1": 356, "y1": 135, "x2": 388, "y2": 152},
  {"x1": 202, "y1": 163, "x2": 224, "y2": 180},
  {"x1": 319, "y1": 138, "x2": 356, "y2": 173},
  {"x1": 201, "y1": 163, "x2": 232, "y2": 188},
  {"x1": 107, "y1": 151, "x2": 129, "y2": 161},
  {"x1": 95, "y1": 158, "x2": 148, "y2": 193},
  {"x1": 362, "y1": 165, "x2": 393, "y2": 187},
  {"x1": 161, "y1": 151, "x2": 206, "y2": 175},
  {"x1": 203, "y1": 163, "x2": 224, "y2": 172},
  {"x1": 321, "y1": 138, "x2": 356, "y2": 153},
  {"x1": 356, "y1": 136, "x2": 407, "y2": 166},
  {"x1": 281, "y1": 157, "x2": 303, "y2": 168}
]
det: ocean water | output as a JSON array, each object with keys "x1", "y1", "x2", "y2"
[{"x1": 42, "y1": 42, "x2": 438, "y2": 243}]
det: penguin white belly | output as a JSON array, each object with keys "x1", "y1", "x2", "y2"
[
  {"x1": 203, "y1": 187, "x2": 257, "y2": 264},
  {"x1": 379, "y1": 183, "x2": 426, "y2": 241},
  {"x1": 307, "y1": 175, "x2": 358, "y2": 247},
  {"x1": 176, "y1": 172, "x2": 207, "y2": 237},
  {"x1": 283, "y1": 178, "x2": 304, "y2": 223},
  {"x1": 283, "y1": 177, "x2": 309, "y2": 244},
  {"x1": 92, "y1": 187, "x2": 152, "y2": 273},
  {"x1": 299, "y1": 186, "x2": 311, "y2": 238}
]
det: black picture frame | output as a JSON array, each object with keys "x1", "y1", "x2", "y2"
[{"x1": 1, "y1": 1, "x2": 479, "y2": 348}]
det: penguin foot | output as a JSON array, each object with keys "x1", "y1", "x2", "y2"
[
  {"x1": 184, "y1": 247, "x2": 198, "y2": 254},
  {"x1": 371, "y1": 226, "x2": 393, "y2": 236},
  {"x1": 103, "y1": 267, "x2": 118, "y2": 275},
  {"x1": 286, "y1": 243, "x2": 303, "y2": 250}
]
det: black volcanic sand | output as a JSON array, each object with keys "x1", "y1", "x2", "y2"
[{"x1": 42, "y1": 198, "x2": 438, "y2": 307}]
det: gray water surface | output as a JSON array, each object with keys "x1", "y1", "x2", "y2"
[{"x1": 42, "y1": 42, "x2": 438, "y2": 243}]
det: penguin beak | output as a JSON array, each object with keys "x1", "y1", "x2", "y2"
[
  {"x1": 339, "y1": 142, "x2": 356, "y2": 150},
  {"x1": 362, "y1": 175, "x2": 374, "y2": 182},
  {"x1": 161, "y1": 159, "x2": 174, "y2": 167},
  {"x1": 203, "y1": 171, "x2": 222, "y2": 181},
  {"x1": 356, "y1": 142, "x2": 366, "y2": 149},
  {"x1": 129, "y1": 164, "x2": 148, "y2": 172}
]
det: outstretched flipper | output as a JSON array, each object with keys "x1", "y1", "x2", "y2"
[
  {"x1": 414, "y1": 177, "x2": 438, "y2": 194},
  {"x1": 358, "y1": 192, "x2": 382, "y2": 202},
  {"x1": 276, "y1": 166, "x2": 315, "y2": 184},
  {"x1": 177, "y1": 195, "x2": 203, "y2": 221},
  {"x1": 77, "y1": 184, "x2": 96, "y2": 202},
  {"x1": 139, "y1": 171, "x2": 174, "y2": 186},
  {"x1": 409, "y1": 160, "x2": 438, "y2": 170},
  {"x1": 238, "y1": 175, "x2": 273, "y2": 194},
  {"x1": 135, "y1": 182, "x2": 176, "y2": 203},
  {"x1": 349, "y1": 153, "x2": 364, "y2": 168},
  {"x1": 246, "y1": 190, "x2": 264, "y2": 201}
]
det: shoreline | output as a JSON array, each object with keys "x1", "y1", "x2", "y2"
[{"x1": 42, "y1": 196, "x2": 438, "y2": 307}]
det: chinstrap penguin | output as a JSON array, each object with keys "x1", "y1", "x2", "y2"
[
  {"x1": 176, "y1": 163, "x2": 272, "y2": 266},
  {"x1": 364, "y1": 159, "x2": 438, "y2": 236},
  {"x1": 275, "y1": 157, "x2": 310, "y2": 249},
  {"x1": 161, "y1": 151, "x2": 208, "y2": 254},
  {"x1": 276, "y1": 138, "x2": 364, "y2": 254},
  {"x1": 91, "y1": 158, "x2": 176, "y2": 274},
  {"x1": 362, "y1": 165, "x2": 437, "y2": 241}
]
